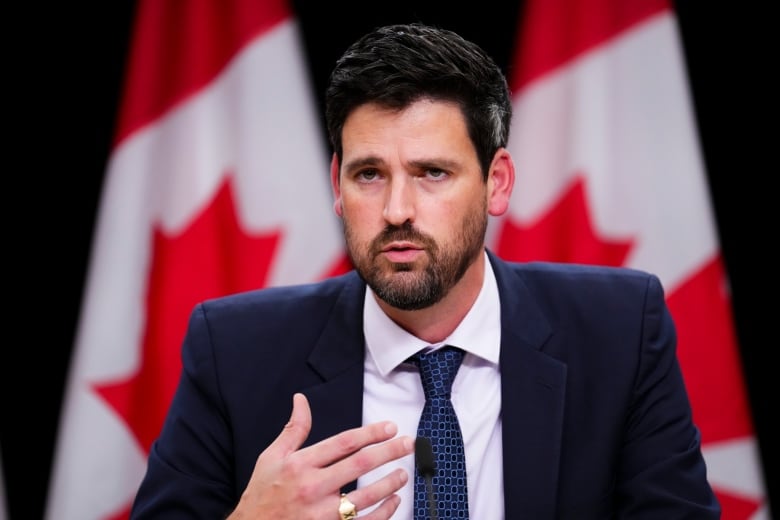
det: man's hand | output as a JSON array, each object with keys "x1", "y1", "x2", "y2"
[{"x1": 228, "y1": 393, "x2": 413, "y2": 519}]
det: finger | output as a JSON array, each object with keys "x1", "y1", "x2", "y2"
[
  {"x1": 322, "y1": 434, "x2": 414, "y2": 486},
  {"x1": 267, "y1": 393, "x2": 312, "y2": 457},
  {"x1": 305, "y1": 421, "x2": 405, "y2": 468},
  {"x1": 350, "y1": 468, "x2": 408, "y2": 513},
  {"x1": 356, "y1": 493, "x2": 402, "y2": 520}
]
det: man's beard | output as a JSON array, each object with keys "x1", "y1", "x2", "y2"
[{"x1": 343, "y1": 204, "x2": 487, "y2": 311}]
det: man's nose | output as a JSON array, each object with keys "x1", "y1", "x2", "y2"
[{"x1": 383, "y1": 176, "x2": 416, "y2": 226}]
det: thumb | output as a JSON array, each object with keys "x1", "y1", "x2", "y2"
[{"x1": 273, "y1": 393, "x2": 312, "y2": 456}]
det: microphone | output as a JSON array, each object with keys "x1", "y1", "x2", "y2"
[{"x1": 415, "y1": 437, "x2": 438, "y2": 520}]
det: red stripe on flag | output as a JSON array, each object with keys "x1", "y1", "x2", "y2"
[
  {"x1": 509, "y1": 0, "x2": 669, "y2": 92},
  {"x1": 114, "y1": 0, "x2": 290, "y2": 146}
]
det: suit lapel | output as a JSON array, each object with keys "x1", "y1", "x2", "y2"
[
  {"x1": 490, "y1": 253, "x2": 567, "y2": 519},
  {"x1": 301, "y1": 272, "x2": 367, "y2": 492}
]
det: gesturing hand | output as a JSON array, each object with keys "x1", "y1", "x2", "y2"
[{"x1": 228, "y1": 393, "x2": 414, "y2": 519}]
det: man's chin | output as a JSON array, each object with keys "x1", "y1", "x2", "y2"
[
  {"x1": 372, "y1": 268, "x2": 423, "y2": 290},
  {"x1": 388, "y1": 261, "x2": 417, "y2": 272}
]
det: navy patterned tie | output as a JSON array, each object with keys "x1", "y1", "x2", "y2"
[{"x1": 411, "y1": 346, "x2": 469, "y2": 519}]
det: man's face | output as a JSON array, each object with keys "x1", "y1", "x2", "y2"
[{"x1": 332, "y1": 99, "x2": 488, "y2": 310}]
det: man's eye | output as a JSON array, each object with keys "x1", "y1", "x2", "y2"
[
  {"x1": 426, "y1": 169, "x2": 448, "y2": 179},
  {"x1": 357, "y1": 170, "x2": 378, "y2": 181}
]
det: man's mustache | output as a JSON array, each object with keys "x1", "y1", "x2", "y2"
[{"x1": 370, "y1": 223, "x2": 434, "y2": 253}]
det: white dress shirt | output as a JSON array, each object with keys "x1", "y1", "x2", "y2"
[{"x1": 358, "y1": 251, "x2": 505, "y2": 519}]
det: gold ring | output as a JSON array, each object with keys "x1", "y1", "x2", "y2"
[{"x1": 339, "y1": 493, "x2": 357, "y2": 520}]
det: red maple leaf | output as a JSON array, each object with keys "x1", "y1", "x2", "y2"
[
  {"x1": 495, "y1": 176, "x2": 633, "y2": 265},
  {"x1": 93, "y1": 175, "x2": 281, "y2": 454}
]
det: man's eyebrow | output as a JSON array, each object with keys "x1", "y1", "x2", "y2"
[
  {"x1": 342, "y1": 156, "x2": 461, "y2": 172},
  {"x1": 407, "y1": 158, "x2": 461, "y2": 171},
  {"x1": 342, "y1": 156, "x2": 385, "y2": 172}
]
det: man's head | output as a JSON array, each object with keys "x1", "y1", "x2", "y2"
[
  {"x1": 325, "y1": 23, "x2": 512, "y2": 179},
  {"x1": 327, "y1": 24, "x2": 515, "y2": 315}
]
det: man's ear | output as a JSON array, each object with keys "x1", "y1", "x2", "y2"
[
  {"x1": 330, "y1": 153, "x2": 343, "y2": 217},
  {"x1": 487, "y1": 148, "x2": 515, "y2": 217}
]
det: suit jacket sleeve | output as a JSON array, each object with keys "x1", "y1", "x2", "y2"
[
  {"x1": 129, "y1": 301, "x2": 241, "y2": 519},
  {"x1": 615, "y1": 273, "x2": 720, "y2": 517}
]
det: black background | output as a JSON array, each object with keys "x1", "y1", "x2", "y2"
[{"x1": 4, "y1": 1, "x2": 774, "y2": 519}]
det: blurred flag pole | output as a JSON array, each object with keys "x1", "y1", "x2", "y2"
[{"x1": 0, "y1": 451, "x2": 8, "y2": 520}]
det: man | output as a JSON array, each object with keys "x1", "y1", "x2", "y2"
[{"x1": 130, "y1": 23, "x2": 720, "y2": 519}]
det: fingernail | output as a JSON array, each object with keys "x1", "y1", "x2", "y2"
[
  {"x1": 402, "y1": 436, "x2": 413, "y2": 451},
  {"x1": 384, "y1": 422, "x2": 397, "y2": 435}
]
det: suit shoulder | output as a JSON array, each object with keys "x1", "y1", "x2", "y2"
[
  {"x1": 487, "y1": 255, "x2": 666, "y2": 310},
  {"x1": 506, "y1": 260, "x2": 660, "y2": 290},
  {"x1": 197, "y1": 270, "x2": 362, "y2": 317}
]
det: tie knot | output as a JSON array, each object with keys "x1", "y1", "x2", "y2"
[{"x1": 411, "y1": 345, "x2": 464, "y2": 398}]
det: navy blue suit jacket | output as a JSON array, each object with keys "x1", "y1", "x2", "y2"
[{"x1": 131, "y1": 250, "x2": 720, "y2": 518}]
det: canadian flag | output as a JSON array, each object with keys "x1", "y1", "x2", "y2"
[
  {"x1": 44, "y1": 1, "x2": 344, "y2": 518},
  {"x1": 489, "y1": 0, "x2": 768, "y2": 518}
]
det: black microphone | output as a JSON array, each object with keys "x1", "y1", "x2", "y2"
[{"x1": 415, "y1": 437, "x2": 438, "y2": 520}]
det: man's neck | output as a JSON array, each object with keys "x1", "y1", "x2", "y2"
[{"x1": 376, "y1": 251, "x2": 486, "y2": 344}]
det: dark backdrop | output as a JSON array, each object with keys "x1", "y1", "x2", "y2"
[{"x1": 5, "y1": 2, "x2": 774, "y2": 519}]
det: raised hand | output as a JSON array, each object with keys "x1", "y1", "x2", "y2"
[{"x1": 228, "y1": 393, "x2": 414, "y2": 519}]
